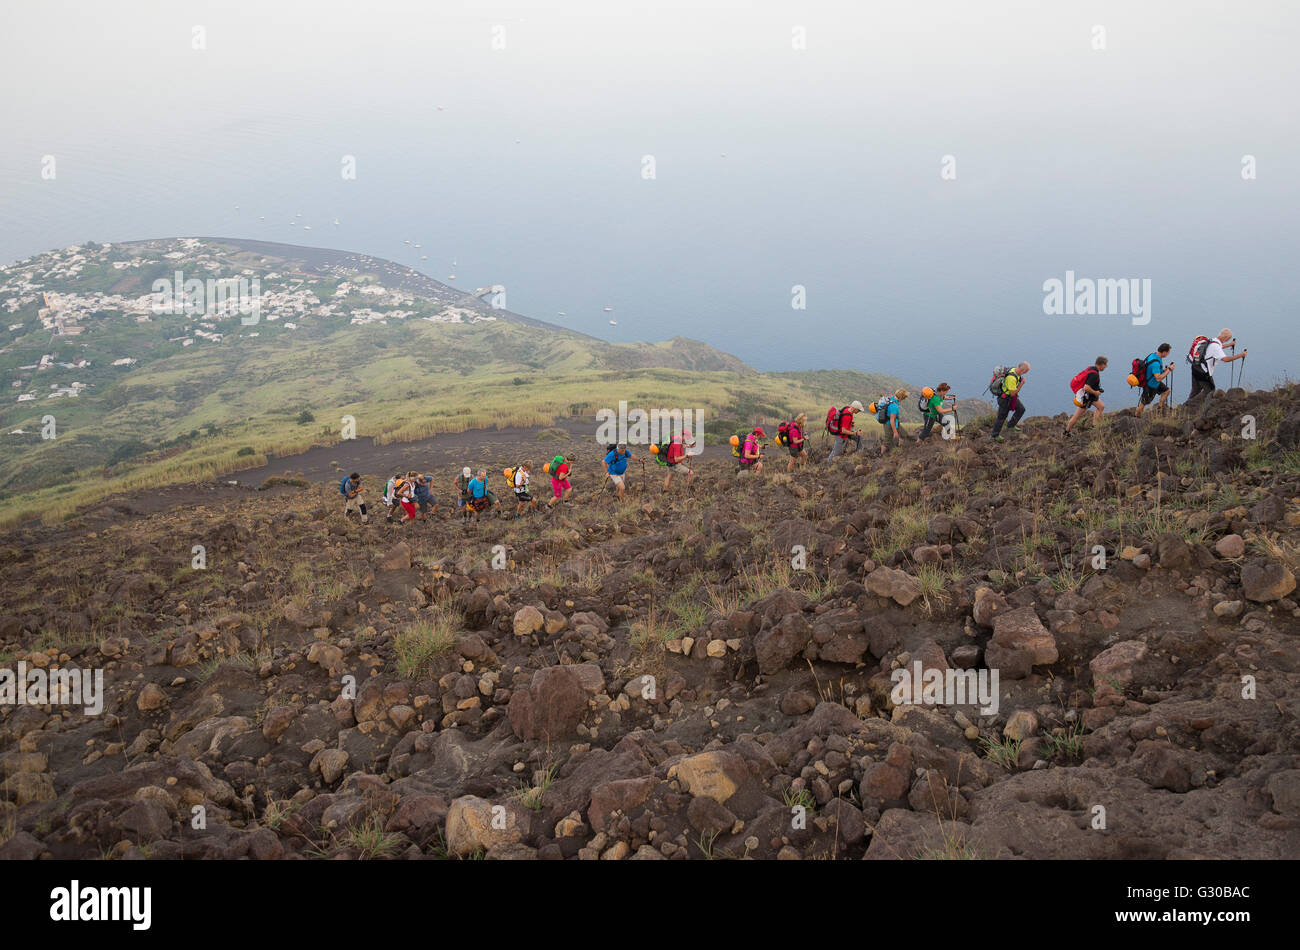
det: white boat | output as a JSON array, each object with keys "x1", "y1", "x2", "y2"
[
  {"x1": 414, "y1": 243, "x2": 421, "y2": 248},
  {"x1": 608, "y1": 319, "x2": 618, "y2": 326},
  {"x1": 603, "y1": 306, "x2": 613, "y2": 312},
  {"x1": 303, "y1": 225, "x2": 312, "y2": 230},
  {"x1": 557, "y1": 311, "x2": 566, "y2": 316},
  {"x1": 448, "y1": 275, "x2": 456, "y2": 279},
  {"x1": 295, "y1": 212, "x2": 302, "y2": 217},
  {"x1": 333, "y1": 218, "x2": 340, "y2": 226},
  {"x1": 404, "y1": 239, "x2": 411, "y2": 244}
]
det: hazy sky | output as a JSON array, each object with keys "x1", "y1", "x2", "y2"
[{"x1": 1, "y1": 0, "x2": 1296, "y2": 401}]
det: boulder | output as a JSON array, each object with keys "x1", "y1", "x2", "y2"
[
  {"x1": 1089, "y1": 639, "x2": 1148, "y2": 688},
  {"x1": 672, "y1": 751, "x2": 748, "y2": 804},
  {"x1": 1241, "y1": 562, "x2": 1296, "y2": 603},
  {"x1": 507, "y1": 666, "x2": 587, "y2": 741}
]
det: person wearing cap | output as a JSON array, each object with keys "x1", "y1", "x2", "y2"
[
  {"x1": 738, "y1": 425, "x2": 765, "y2": 474},
  {"x1": 828, "y1": 401, "x2": 864, "y2": 461},
  {"x1": 879, "y1": 389, "x2": 908, "y2": 453},
  {"x1": 663, "y1": 430, "x2": 695, "y2": 493},
  {"x1": 916, "y1": 384, "x2": 954, "y2": 441},
  {"x1": 991, "y1": 362, "x2": 1030, "y2": 441},
  {"x1": 603, "y1": 442, "x2": 638, "y2": 500},
  {"x1": 454, "y1": 466, "x2": 474, "y2": 520},
  {"x1": 466, "y1": 468, "x2": 496, "y2": 522}
]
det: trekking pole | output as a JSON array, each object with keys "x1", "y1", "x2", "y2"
[
  {"x1": 1228, "y1": 343, "x2": 1237, "y2": 389},
  {"x1": 1239, "y1": 352, "x2": 1247, "y2": 390}
]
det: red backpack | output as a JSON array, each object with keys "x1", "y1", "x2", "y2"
[
  {"x1": 824, "y1": 407, "x2": 842, "y2": 435},
  {"x1": 1187, "y1": 336, "x2": 1211, "y2": 370},
  {"x1": 1069, "y1": 367, "x2": 1093, "y2": 393}
]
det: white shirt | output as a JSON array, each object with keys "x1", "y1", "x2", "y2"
[
  {"x1": 1204, "y1": 340, "x2": 1226, "y2": 376},
  {"x1": 514, "y1": 469, "x2": 528, "y2": 493}
]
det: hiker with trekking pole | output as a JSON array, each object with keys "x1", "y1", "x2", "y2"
[
  {"x1": 1186, "y1": 329, "x2": 1246, "y2": 405},
  {"x1": 916, "y1": 383, "x2": 956, "y2": 441}
]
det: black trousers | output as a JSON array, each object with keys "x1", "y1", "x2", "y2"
[
  {"x1": 1188, "y1": 366, "x2": 1215, "y2": 402},
  {"x1": 992, "y1": 395, "x2": 1023, "y2": 437}
]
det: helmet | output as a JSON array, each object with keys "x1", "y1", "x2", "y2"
[
  {"x1": 1073, "y1": 394, "x2": 1085, "y2": 408},
  {"x1": 649, "y1": 444, "x2": 660, "y2": 454},
  {"x1": 922, "y1": 387, "x2": 934, "y2": 399},
  {"x1": 1126, "y1": 373, "x2": 1139, "y2": 387},
  {"x1": 729, "y1": 435, "x2": 740, "y2": 447}
]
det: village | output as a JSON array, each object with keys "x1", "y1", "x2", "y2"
[{"x1": 0, "y1": 239, "x2": 495, "y2": 406}]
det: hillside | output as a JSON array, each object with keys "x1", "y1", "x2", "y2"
[
  {"x1": 2, "y1": 384, "x2": 1298, "y2": 860},
  {"x1": 0, "y1": 239, "x2": 975, "y2": 526}
]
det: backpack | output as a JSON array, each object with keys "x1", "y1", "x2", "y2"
[
  {"x1": 730, "y1": 433, "x2": 746, "y2": 458},
  {"x1": 652, "y1": 443, "x2": 670, "y2": 466},
  {"x1": 988, "y1": 366, "x2": 1012, "y2": 398},
  {"x1": 339, "y1": 476, "x2": 352, "y2": 496},
  {"x1": 824, "y1": 407, "x2": 842, "y2": 435},
  {"x1": 776, "y1": 421, "x2": 791, "y2": 446},
  {"x1": 503, "y1": 466, "x2": 516, "y2": 483},
  {"x1": 916, "y1": 394, "x2": 930, "y2": 416},
  {"x1": 1069, "y1": 367, "x2": 1093, "y2": 393},
  {"x1": 1129, "y1": 358, "x2": 1146, "y2": 388},
  {"x1": 1187, "y1": 336, "x2": 1211, "y2": 371},
  {"x1": 875, "y1": 397, "x2": 894, "y2": 425},
  {"x1": 665, "y1": 439, "x2": 685, "y2": 464}
]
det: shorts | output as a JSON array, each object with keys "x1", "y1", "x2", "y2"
[
  {"x1": 468, "y1": 496, "x2": 491, "y2": 512},
  {"x1": 667, "y1": 460, "x2": 691, "y2": 474},
  {"x1": 737, "y1": 457, "x2": 758, "y2": 467},
  {"x1": 515, "y1": 490, "x2": 533, "y2": 503},
  {"x1": 1139, "y1": 383, "x2": 1168, "y2": 405},
  {"x1": 417, "y1": 496, "x2": 436, "y2": 513},
  {"x1": 344, "y1": 496, "x2": 364, "y2": 514},
  {"x1": 551, "y1": 478, "x2": 571, "y2": 498},
  {"x1": 787, "y1": 442, "x2": 804, "y2": 457},
  {"x1": 608, "y1": 473, "x2": 625, "y2": 488},
  {"x1": 457, "y1": 494, "x2": 469, "y2": 508}
]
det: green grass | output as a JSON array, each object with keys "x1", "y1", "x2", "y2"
[
  {"x1": 979, "y1": 735, "x2": 1021, "y2": 770},
  {"x1": 393, "y1": 608, "x2": 459, "y2": 678}
]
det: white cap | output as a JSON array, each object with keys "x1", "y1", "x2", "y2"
[
  {"x1": 850, "y1": 400, "x2": 864, "y2": 411},
  {"x1": 462, "y1": 467, "x2": 472, "y2": 478}
]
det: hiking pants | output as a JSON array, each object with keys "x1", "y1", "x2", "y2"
[
  {"x1": 918, "y1": 415, "x2": 939, "y2": 440},
  {"x1": 1188, "y1": 366, "x2": 1215, "y2": 403},
  {"x1": 991, "y1": 395, "x2": 1023, "y2": 437},
  {"x1": 829, "y1": 432, "x2": 860, "y2": 459}
]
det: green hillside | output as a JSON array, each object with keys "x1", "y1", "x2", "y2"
[{"x1": 0, "y1": 239, "x2": 968, "y2": 525}]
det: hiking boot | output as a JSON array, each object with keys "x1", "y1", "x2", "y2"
[{"x1": 992, "y1": 435, "x2": 1005, "y2": 443}]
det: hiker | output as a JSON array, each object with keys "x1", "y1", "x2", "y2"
[
  {"x1": 827, "y1": 401, "x2": 864, "y2": 460},
  {"x1": 1133, "y1": 344, "x2": 1173, "y2": 417},
  {"x1": 661, "y1": 431, "x2": 695, "y2": 493},
  {"x1": 877, "y1": 389, "x2": 908, "y2": 453},
  {"x1": 990, "y1": 362, "x2": 1030, "y2": 442},
  {"x1": 510, "y1": 461, "x2": 537, "y2": 516},
  {"x1": 1188, "y1": 329, "x2": 1247, "y2": 404},
  {"x1": 412, "y1": 474, "x2": 437, "y2": 520},
  {"x1": 393, "y1": 473, "x2": 419, "y2": 522},
  {"x1": 546, "y1": 455, "x2": 573, "y2": 509},
  {"x1": 454, "y1": 466, "x2": 474, "y2": 521},
  {"x1": 466, "y1": 469, "x2": 495, "y2": 522},
  {"x1": 383, "y1": 473, "x2": 399, "y2": 521},
  {"x1": 780, "y1": 413, "x2": 808, "y2": 472},
  {"x1": 603, "y1": 443, "x2": 637, "y2": 500},
  {"x1": 737, "y1": 426, "x2": 765, "y2": 474},
  {"x1": 339, "y1": 472, "x2": 369, "y2": 524},
  {"x1": 917, "y1": 384, "x2": 954, "y2": 440},
  {"x1": 1065, "y1": 357, "x2": 1108, "y2": 435}
]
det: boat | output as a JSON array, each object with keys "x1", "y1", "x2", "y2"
[
  {"x1": 603, "y1": 306, "x2": 613, "y2": 312},
  {"x1": 333, "y1": 219, "x2": 340, "y2": 226},
  {"x1": 608, "y1": 319, "x2": 618, "y2": 326},
  {"x1": 303, "y1": 225, "x2": 311, "y2": 230}
]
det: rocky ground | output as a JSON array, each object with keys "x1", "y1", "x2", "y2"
[{"x1": 2, "y1": 386, "x2": 1300, "y2": 860}]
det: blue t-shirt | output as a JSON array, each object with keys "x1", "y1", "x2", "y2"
[
  {"x1": 604, "y1": 449, "x2": 630, "y2": 475},
  {"x1": 468, "y1": 477, "x2": 489, "y2": 499},
  {"x1": 886, "y1": 400, "x2": 900, "y2": 420}
]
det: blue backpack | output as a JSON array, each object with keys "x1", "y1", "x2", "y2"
[{"x1": 339, "y1": 476, "x2": 353, "y2": 496}]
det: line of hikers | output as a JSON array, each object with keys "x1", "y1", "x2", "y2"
[{"x1": 340, "y1": 330, "x2": 1247, "y2": 522}]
